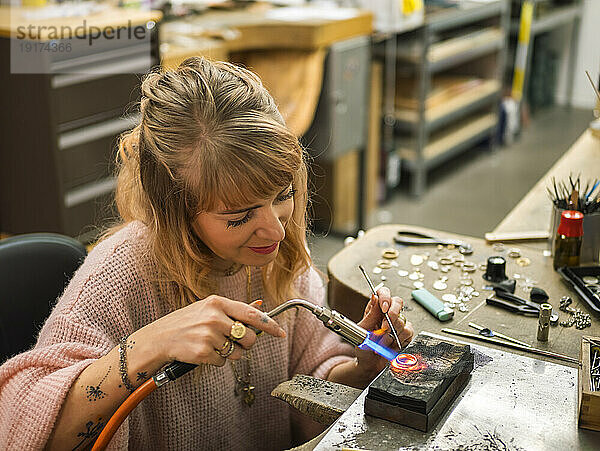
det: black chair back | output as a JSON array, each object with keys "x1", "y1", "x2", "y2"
[{"x1": 0, "y1": 233, "x2": 87, "y2": 362}]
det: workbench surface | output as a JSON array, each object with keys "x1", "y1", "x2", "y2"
[
  {"x1": 328, "y1": 224, "x2": 599, "y2": 365},
  {"x1": 315, "y1": 333, "x2": 600, "y2": 450},
  {"x1": 487, "y1": 129, "x2": 600, "y2": 242}
]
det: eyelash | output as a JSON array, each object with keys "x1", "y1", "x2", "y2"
[{"x1": 226, "y1": 188, "x2": 295, "y2": 229}]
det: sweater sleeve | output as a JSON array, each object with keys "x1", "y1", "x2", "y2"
[{"x1": 289, "y1": 267, "x2": 354, "y2": 380}]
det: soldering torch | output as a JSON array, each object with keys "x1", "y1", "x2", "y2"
[
  {"x1": 92, "y1": 299, "x2": 397, "y2": 450},
  {"x1": 154, "y1": 299, "x2": 372, "y2": 387}
]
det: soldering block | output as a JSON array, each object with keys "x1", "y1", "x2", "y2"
[{"x1": 364, "y1": 333, "x2": 473, "y2": 432}]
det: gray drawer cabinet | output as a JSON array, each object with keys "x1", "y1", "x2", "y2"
[{"x1": 0, "y1": 25, "x2": 158, "y2": 242}]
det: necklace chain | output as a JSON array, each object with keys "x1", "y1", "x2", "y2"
[{"x1": 231, "y1": 265, "x2": 255, "y2": 406}]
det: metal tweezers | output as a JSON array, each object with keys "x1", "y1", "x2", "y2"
[
  {"x1": 486, "y1": 289, "x2": 540, "y2": 316},
  {"x1": 394, "y1": 230, "x2": 473, "y2": 255}
]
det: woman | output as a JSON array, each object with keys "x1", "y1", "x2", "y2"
[{"x1": 0, "y1": 57, "x2": 413, "y2": 450}]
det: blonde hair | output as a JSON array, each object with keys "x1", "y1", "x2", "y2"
[{"x1": 112, "y1": 57, "x2": 311, "y2": 309}]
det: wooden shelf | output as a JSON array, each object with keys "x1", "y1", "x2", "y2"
[
  {"x1": 395, "y1": 78, "x2": 500, "y2": 131},
  {"x1": 398, "y1": 112, "x2": 497, "y2": 165}
]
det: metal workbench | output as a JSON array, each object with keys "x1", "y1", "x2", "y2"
[{"x1": 314, "y1": 332, "x2": 600, "y2": 450}]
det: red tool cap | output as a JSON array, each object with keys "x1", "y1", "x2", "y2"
[{"x1": 557, "y1": 210, "x2": 584, "y2": 237}]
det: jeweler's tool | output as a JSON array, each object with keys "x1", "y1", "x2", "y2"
[
  {"x1": 394, "y1": 230, "x2": 473, "y2": 255},
  {"x1": 92, "y1": 298, "x2": 397, "y2": 450},
  {"x1": 468, "y1": 322, "x2": 531, "y2": 347},
  {"x1": 441, "y1": 328, "x2": 578, "y2": 364},
  {"x1": 412, "y1": 288, "x2": 454, "y2": 321},
  {"x1": 358, "y1": 265, "x2": 403, "y2": 350}
]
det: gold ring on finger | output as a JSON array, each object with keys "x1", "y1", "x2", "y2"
[
  {"x1": 229, "y1": 321, "x2": 247, "y2": 340},
  {"x1": 216, "y1": 338, "x2": 235, "y2": 358}
]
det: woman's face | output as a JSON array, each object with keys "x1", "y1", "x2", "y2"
[{"x1": 194, "y1": 185, "x2": 295, "y2": 268}]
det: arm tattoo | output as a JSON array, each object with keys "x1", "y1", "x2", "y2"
[
  {"x1": 136, "y1": 371, "x2": 148, "y2": 381},
  {"x1": 261, "y1": 313, "x2": 269, "y2": 324},
  {"x1": 72, "y1": 418, "x2": 105, "y2": 450},
  {"x1": 84, "y1": 366, "x2": 110, "y2": 402}
]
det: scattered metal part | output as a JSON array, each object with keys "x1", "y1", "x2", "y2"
[
  {"x1": 439, "y1": 257, "x2": 454, "y2": 266},
  {"x1": 454, "y1": 261, "x2": 464, "y2": 268},
  {"x1": 462, "y1": 262, "x2": 476, "y2": 272},
  {"x1": 397, "y1": 269, "x2": 409, "y2": 277},
  {"x1": 436, "y1": 244, "x2": 444, "y2": 251},
  {"x1": 372, "y1": 267, "x2": 382, "y2": 274},
  {"x1": 413, "y1": 281, "x2": 424, "y2": 289},
  {"x1": 382, "y1": 248, "x2": 399, "y2": 259},
  {"x1": 472, "y1": 291, "x2": 480, "y2": 297},
  {"x1": 376, "y1": 259, "x2": 392, "y2": 269},
  {"x1": 559, "y1": 296, "x2": 592, "y2": 329},
  {"x1": 380, "y1": 276, "x2": 387, "y2": 281},
  {"x1": 458, "y1": 304, "x2": 469, "y2": 312},
  {"x1": 390, "y1": 260, "x2": 399, "y2": 267},
  {"x1": 543, "y1": 249, "x2": 552, "y2": 257},
  {"x1": 447, "y1": 244, "x2": 456, "y2": 250},
  {"x1": 408, "y1": 272, "x2": 419, "y2": 281},
  {"x1": 433, "y1": 280, "x2": 447, "y2": 291},
  {"x1": 427, "y1": 261, "x2": 439, "y2": 270},
  {"x1": 513, "y1": 273, "x2": 521, "y2": 279},
  {"x1": 460, "y1": 278, "x2": 473, "y2": 286},
  {"x1": 442, "y1": 294, "x2": 458, "y2": 303},
  {"x1": 479, "y1": 263, "x2": 487, "y2": 271},
  {"x1": 508, "y1": 248, "x2": 522, "y2": 258},
  {"x1": 444, "y1": 302, "x2": 456, "y2": 309},
  {"x1": 492, "y1": 243, "x2": 505, "y2": 252},
  {"x1": 516, "y1": 257, "x2": 531, "y2": 267},
  {"x1": 583, "y1": 276, "x2": 599, "y2": 285},
  {"x1": 410, "y1": 254, "x2": 424, "y2": 266},
  {"x1": 441, "y1": 266, "x2": 451, "y2": 273}
]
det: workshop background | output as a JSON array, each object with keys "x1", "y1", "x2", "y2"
[{"x1": 2, "y1": 0, "x2": 600, "y2": 447}]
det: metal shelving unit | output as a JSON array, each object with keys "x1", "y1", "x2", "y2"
[{"x1": 385, "y1": 0, "x2": 510, "y2": 196}]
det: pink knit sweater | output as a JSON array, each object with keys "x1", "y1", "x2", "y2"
[{"x1": 0, "y1": 221, "x2": 354, "y2": 450}]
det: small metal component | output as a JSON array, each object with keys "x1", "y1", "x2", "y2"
[
  {"x1": 427, "y1": 261, "x2": 439, "y2": 270},
  {"x1": 460, "y1": 278, "x2": 473, "y2": 286},
  {"x1": 516, "y1": 257, "x2": 531, "y2": 267},
  {"x1": 433, "y1": 280, "x2": 447, "y2": 291},
  {"x1": 410, "y1": 254, "x2": 424, "y2": 266},
  {"x1": 583, "y1": 276, "x2": 599, "y2": 285},
  {"x1": 461, "y1": 262, "x2": 476, "y2": 272},
  {"x1": 447, "y1": 244, "x2": 456, "y2": 250},
  {"x1": 472, "y1": 291, "x2": 480, "y2": 297},
  {"x1": 508, "y1": 248, "x2": 522, "y2": 258},
  {"x1": 413, "y1": 281, "x2": 424, "y2": 289},
  {"x1": 408, "y1": 272, "x2": 420, "y2": 281},
  {"x1": 382, "y1": 248, "x2": 399, "y2": 259},
  {"x1": 377, "y1": 259, "x2": 392, "y2": 269},
  {"x1": 458, "y1": 304, "x2": 469, "y2": 312},
  {"x1": 373, "y1": 267, "x2": 382, "y2": 274},
  {"x1": 492, "y1": 243, "x2": 505, "y2": 252},
  {"x1": 440, "y1": 266, "x2": 450, "y2": 273},
  {"x1": 442, "y1": 294, "x2": 457, "y2": 303},
  {"x1": 397, "y1": 269, "x2": 409, "y2": 277},
  {"x1": 380, "y1": 276, "x2": 387, "y2": 281},
  {"x1": 454, "y1": 261, "x2": 464, "y2": 268},
  {"x1": 537, "y1": 304, "x2": 552, "y2": 341},
  {"x1": 439, "y1": 257, "x2": 454, "y2": 266}
]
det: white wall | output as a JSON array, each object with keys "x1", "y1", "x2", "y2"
[{"x1": 567, "y1": 0, "x2": 600, "y2": 108}]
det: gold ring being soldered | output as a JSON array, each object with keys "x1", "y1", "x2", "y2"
[
  {"x1": 229, "y1": 321, "x2": 247, "y2": 340},
  {"x1": 382, "y1": 248, "x2": 399, "y2": 259},
  {"x1": 216, "y1": 338, "x2": 235, "y2": 358}
]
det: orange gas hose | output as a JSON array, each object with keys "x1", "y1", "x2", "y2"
[{"x1": 91, "y1": 378, "x2": 157, "y2": 451}]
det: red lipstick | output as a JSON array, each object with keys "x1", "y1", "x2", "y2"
[{"x1": 248, "y1": 243, "x2": 278, "y2": 254}]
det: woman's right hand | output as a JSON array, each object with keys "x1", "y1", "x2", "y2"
[{"x1": 137, "y1": 295, "x2": 286, "y2": 367}]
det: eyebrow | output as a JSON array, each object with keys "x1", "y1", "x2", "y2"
[{"x1": 217, "y1": 186, "x2": 292, "y2": 215}]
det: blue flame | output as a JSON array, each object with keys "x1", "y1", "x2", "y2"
[{"x1": 358, "y1": 333, "x2": 399, "y2": 361}]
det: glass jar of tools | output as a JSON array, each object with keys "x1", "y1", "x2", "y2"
[{"x1": 553, "y1": 210, "x2": 584, "y2": 269}]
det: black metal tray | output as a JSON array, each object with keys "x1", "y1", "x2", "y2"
[{"x1": 557, "y1": 266, "x2": 600, "y2": 315}]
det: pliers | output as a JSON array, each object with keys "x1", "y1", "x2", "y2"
[
  {"x1": 486, "y1": 289, "x2": 541, "y2": 316},
  {"x1": 394, "y1": 230, "x2": 474, "y2": 255}
]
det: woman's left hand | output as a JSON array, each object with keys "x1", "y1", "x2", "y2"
[{"x1": 355, "y1": 286, "x2": 414, "y2": 378}]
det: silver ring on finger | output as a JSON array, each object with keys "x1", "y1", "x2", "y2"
[{"x1": 215, "y1": 338, "x2": 235, "y2": 358}]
